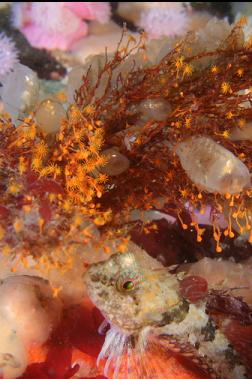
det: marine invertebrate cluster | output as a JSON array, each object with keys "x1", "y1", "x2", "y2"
[
  {"x1": 0, "y1": 32, "x2": 18, "y2": 80},
  {"x1": 0, "y1": 104, "x2": 112, "y2": 274},
  {"x1": 74, "y1": 19, "x2": 252, "y2": 251},
  {"x1": 0, "y1": 18, "x2": 252, "y2": 275},
  {"x1": 11, "y1": 2, "x2": 111, "y2": 51}
]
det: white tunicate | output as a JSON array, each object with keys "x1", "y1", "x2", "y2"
[
  {"x1": 0, "y1": 275, "x2": 61, "y2": 379},
  {"x1": 230, "y1": 121, "x2": 252, "y2": 142},
  {"x1": 67, "y1": 65, "x2": 88, "y2": 103},
  {"x1": 66, "y1": 54, "x2": 108, "y2": 103},
  {"x1": 124, "y1": 98, "x2": 171, "y2": 150},
  {"x1": 176, "y1": 136, "x2": 251, "y2": 194},
  {"x1": 101, "y1": 148, "x2": 130, "y2": 176},
  {"x1": 35, "y1": 99, "x2": 66, "y2": 133},
  {"x1": 145, "y1": 37, "x2": 172, "y2": 65},
  {"x1": 0, "y1": 63, "x2": 39, "y2": 121},
  {"x1": 136, "y1": 98, "x2": 171, "y2": 124},
  {"x1": 0, "y1": 275, "x2": 62, "y2": 345}
]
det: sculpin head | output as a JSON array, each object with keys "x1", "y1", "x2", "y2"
[{"x1": 85, "y1": 252, "x2": 185, "y2": 333}]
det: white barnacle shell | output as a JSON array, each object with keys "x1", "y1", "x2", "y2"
[{"x1": 176, "y1": 136, "x2": 251, "y2": 194}]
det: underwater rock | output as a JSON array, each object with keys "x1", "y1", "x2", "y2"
[
  {"x1": 176, "y1": 136, "x2": 251, "y2": 194},
  {"x1": 1, "y1": 63, "x2": 39, "y2": 121},
  {"x1": 35, "y1": 98, "x2": 66, "y2": 133},
  {"x1": 100, "y1": 148, "x2": 130, "y2": 176}
]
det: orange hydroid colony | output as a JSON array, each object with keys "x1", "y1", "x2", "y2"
[{"x1": 0, "y1": 19, "x2": 252, "y2": 275}]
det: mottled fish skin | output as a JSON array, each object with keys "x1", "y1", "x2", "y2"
[{"x1": 85, "y1": 252, "x2": 248, "y2": 379}]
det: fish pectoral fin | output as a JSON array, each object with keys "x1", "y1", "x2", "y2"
[{"x1": 149, "y1": 333, "x2": 219, "y2": 379}]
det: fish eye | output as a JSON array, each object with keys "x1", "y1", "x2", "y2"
[
  {"x1": 116, "y1": 275, "x2": 139, "y2": 292},
  {"x1": 122, "y1": 280, "x2": 135, "y2": 291}
]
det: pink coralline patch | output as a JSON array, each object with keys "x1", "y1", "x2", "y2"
[{"x1": 11, "y1": 2, "x2": 111, "y2": 51}]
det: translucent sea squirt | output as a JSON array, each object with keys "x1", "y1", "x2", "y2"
[{"x1": 176, "y1": 136, "x2": 251, "y2": 194}]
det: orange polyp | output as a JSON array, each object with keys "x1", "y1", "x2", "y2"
[
  {"x1": 229, "y1": 196, "x2": 235, "y2": 207},
  {"x1": 249, "y1": 229, "x2": 252, "y2": 243},
  {"x1": 224, "y1": 229, "x2": 229, "y2": 237},
  {"x1": 229, "y1": 231, "x2": 235, "y2": 238}
]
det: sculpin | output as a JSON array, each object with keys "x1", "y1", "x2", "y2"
[{"x1": 85, "y1": 251, "x2": 250, "y2": 379}]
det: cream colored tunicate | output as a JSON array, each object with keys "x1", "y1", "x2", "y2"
[
  {"x1": 129, "y1": 98, "x2": 171, "y2": 125},
  {"x1": 0, "y1": 318, "x2": 27, "y2": 379},
  {"x1": 0, "y1": 276, "x2": 62, "y2": 379},
  {"x1": 35, "y1": 99, "x2": 66, "y2": 133},
  {"x1": 124, "y1": 98, "x2": 171, "y2": 150},
  {"x1": 0, "y1": 275, "x2": 62, "y2": 345},
  {"x1": 0, "y1": 63, "x2": 39, "y2": 121},
  {"x1": 137, "y1": 98, "x2": 171, "y2": 124},
  {"x1": 101, "y1": 148, "x2": 130, "y2": 176},
  {"x1": 176, "y1": 136, "x2": 251, "y2": 194}
]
